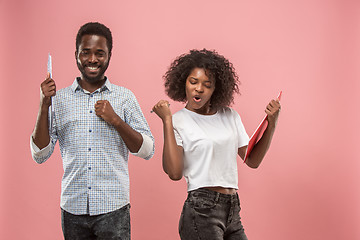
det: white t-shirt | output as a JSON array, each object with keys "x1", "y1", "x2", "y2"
[{"x1": 173, "y1": 107, "x2": 249, "y2": 191}]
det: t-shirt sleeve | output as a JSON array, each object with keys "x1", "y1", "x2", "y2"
[
  {"x1": 173, "y1": 127, "x2": 183, "y2": 147},
  {"x1": 172, "y1": 113, "x2": 184, "y2": 147},
  {"x1": 232, "y1": 109, "x2": 250, "y2": 148}
]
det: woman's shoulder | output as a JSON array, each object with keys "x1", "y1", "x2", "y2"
[
  {"x1": 218, "y1": 106, "x2": 239, "y2": 116},
  {"x1": 172, "y1": 108, "x2": 189, "y2": 122}
]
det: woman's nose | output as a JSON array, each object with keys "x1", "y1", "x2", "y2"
[{"x1": 195, "y1": 84, "x2": 203, "y2": 92}]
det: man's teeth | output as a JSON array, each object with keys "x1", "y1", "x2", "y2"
[{"x1": 88, "y1": 66, "x2": 98, "y2": 70}]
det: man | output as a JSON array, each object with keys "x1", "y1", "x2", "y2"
[{"x1": 30, "y1": 22, "x2": 154, "y2": 239}]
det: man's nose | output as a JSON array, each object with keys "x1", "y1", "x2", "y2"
[{"x1": 88, "y1": 53, "x2": 97, "y2": 63}]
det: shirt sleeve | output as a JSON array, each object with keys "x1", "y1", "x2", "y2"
[
  {"x1": 124, "y1": 91, "x2": 155, "y2": 160},
  {"x1": 30, "y1": 106, "x2": 58, "y2": 164},
  {"x1": 131, "y1": 133, "x2": 154, "y2": 159},
  {"x1": 30, "y1": 136, "x2": 57, "y2": 164}
]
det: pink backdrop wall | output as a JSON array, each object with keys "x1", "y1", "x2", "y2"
[{"x1": 1, "y1": 0, "x2": 359, "y2": 239}]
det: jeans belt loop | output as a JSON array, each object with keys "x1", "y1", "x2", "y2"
[{"x1": 215, "y1": 192, "x2": 220, "y2": 202}]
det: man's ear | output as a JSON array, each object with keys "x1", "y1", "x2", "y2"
[
  {"x1": 108, "y1": 52, "x2": 112, "y2": 60},
  {"x1": 75, "y1": 50, "x2": 78, "y2": 60}
]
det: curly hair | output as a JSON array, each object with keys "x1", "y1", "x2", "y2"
[
  {"x1": 76, "y1": 22, "x2": 113, "y2": 54},
  {"x1": 164, "y1": 49, "x2": 240, "y2": 110}
]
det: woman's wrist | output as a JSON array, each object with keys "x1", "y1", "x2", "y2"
[{"x1": 162, "y1": 116, "x2": 173, "y2": 125}]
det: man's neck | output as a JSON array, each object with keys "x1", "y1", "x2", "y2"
[{"x1": 78, "y1": 77, "x2": 106, "y2": 93}]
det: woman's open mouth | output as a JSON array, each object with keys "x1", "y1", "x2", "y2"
[{"x1": 193, "y1": 96, "x2": 201, "y2": 102}]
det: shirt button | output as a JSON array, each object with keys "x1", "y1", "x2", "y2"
[
  {"x1": 89, "y1": 129, "x2": 92, "y2": 132},
  {"x1": 90, "y1": 110, "x2": 93, "y2": 113},
  {"x1": 88, "y1": 187, "x2": 91, "y2": 189},
  {"x1": 88, "y1": 148, "x2": 91, "y2": 151},
  {"x1": 88, "y1": 167, "x2": 91, "y2": 170},
  {"x1": 90, "y1": 95, "x2": 93, "y2": 97}
]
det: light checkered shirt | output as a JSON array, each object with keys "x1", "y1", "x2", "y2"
[{"x1": 31, "y1": 78, "x2": 154, "y2": 215}]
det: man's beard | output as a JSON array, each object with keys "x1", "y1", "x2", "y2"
[{"x1": 77, "y1": 61, "x2": 109, "y2": 83}]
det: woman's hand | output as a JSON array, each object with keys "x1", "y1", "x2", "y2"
[
  {"x1": 152, "y1": 100, "x2": 172, "y2": 122},
  {"x1": 265, "y1": 99, "x2": 281, "y2": 128}
]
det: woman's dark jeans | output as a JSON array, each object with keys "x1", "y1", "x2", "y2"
[{"x1": 179, "y1": 188, "x2": 248, "y2": 240}]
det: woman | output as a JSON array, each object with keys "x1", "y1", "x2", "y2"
[{"x1": 152, "y1": 49, "x2": 281, "y2": 239}]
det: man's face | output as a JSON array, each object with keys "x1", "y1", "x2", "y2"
[{"x1": 76, "y1": 34, "x2": 111, "y2": 83}]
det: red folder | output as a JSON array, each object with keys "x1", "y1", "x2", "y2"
[{"x1": 244, "y1": 91, "x2": 282, "y2": 163}]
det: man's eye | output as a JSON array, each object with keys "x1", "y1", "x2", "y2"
[{"x1": 81, "y1": 51, "x2": 89, "y2": 55}]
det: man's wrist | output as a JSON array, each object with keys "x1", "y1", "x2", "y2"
[
  {"x1": 110, "y1": 115, "x2": 123, "y2": 127},
  {"x1": 40, "y1": 103, "x2": 51, "y2": 112}
]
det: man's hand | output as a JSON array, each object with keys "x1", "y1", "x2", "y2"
[
  {"x1": 95, "y1": 100, "x2": 145, "y2": 153},
  {"x1": 40, "y1": 73, "x2": 56, "y2": 108},
  {"x1": 32, "y1": 73, "x2": 56, "y2": 150},
  {"x1": 95, "y1": 100, "x2": 120, "y2": 125}
]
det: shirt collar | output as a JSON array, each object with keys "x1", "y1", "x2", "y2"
[{"x1": 71, "y1": 77, "x2": 112, "y2": 93}]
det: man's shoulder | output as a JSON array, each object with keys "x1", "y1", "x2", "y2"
[
  {"x1": 55, "y1": 84, "x2": 74, "y2": 96},
  {"x1": 110, "y1": 84, "x2": 132, "y2": 93},
  {"x1": 109, "y1": 84, "x2": 136, "y2": 98}
]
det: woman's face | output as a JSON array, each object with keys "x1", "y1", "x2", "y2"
[{"x1": 185, "y1": 67, "x2": 216, "y2": 115}]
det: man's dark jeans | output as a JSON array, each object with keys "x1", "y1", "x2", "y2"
[{"x1": 61, "y1": 204, "x2": 130, "y2": 240}]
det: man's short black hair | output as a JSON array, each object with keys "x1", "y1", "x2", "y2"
[{"x1": 76, "y1": 22, "x2": 113, "y2": 54}]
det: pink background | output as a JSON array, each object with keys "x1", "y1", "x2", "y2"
[{"x1": 1, "y1": 0, "x2": 359, "y2": 239}]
